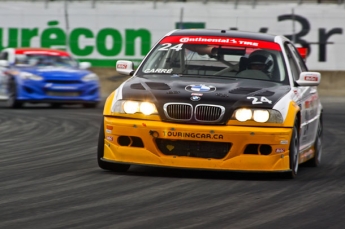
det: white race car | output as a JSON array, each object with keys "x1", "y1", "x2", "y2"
[{"x1": 98, "y1": 29, "x2": 323, "y2": 178}]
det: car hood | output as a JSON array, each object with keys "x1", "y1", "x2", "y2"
[
  {"x1": 118, "y1": 76, "x2": 291, "y2": 123},
  {"x1": 15, "y1": 66, "x2": 90, "y2": 80}
]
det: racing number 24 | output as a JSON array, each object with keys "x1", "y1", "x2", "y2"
[{"x1": 247, "y1": 96, "x2": 272, "y2": 104}]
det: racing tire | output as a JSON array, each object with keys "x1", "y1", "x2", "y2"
[
  {"x1": 305, "y1": 117, "x2": 323, "y2": 167},
  {"x1": 285, "y1": 121, "x2": 300, "y2": 179},
  {"x1": 97, "y1": 120, "x2": 130, "y2": 172},
  {"x1": 7, "y1": 80, "x2": 23, "y2": 109}
]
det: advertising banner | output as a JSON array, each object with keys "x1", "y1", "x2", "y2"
[{"x1": 0, "y1": 1, "x2": 344, "y2": 70}]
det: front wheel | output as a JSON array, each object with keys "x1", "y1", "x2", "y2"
[
  {"x1": 305, "y1": 117, "x2": 323, "y2": 167},
  {"x1": 7, "y1": 80, "x2": 23, "y2": 108},
  {"x1": 285, "y1": 121, "x2": 300, "y2": 179},
  {"x1": 97, "y1": 120, "x2": 130, "y2": 172}
]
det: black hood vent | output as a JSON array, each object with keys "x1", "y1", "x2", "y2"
[
  {"x1": 254, "y1": 90, "x2": 275, "y2": 96},
  {"x1": 146, "y1": 82, "x2": 171, "y2": 90},
  {"x1": 130, "y1": 83, "x2": 146, "y2": 90},
  {"x1": 229, "y1": 87, "x2": 260, "y2": 94}
]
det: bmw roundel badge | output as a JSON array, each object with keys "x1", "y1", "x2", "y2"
[
  {"x1": 185, "y1": 84, "x2": 216, "y2": 93},
  {"x1": 190, "y1": 96, "x2": 201, "y2": 101}
]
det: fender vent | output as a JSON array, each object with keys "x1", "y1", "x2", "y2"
[
  {"x1": 229, "y1": 87, "x2": 260, "y2": 94},
  {"x1": 146, "y1": 82, "x2": 171, "y2": 90},
  {"x1": 255, "y1": 90, "x2": 275, "y2": 96},
  {"x1": 130, "y1": 83, "x2": 146, "y2": 90}
]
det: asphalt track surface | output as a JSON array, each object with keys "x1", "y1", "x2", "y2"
[{"x1": 0, "y1": 97, "x2": 344, "y2": 229}]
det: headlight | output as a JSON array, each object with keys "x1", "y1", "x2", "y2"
[
  {"x1": 140, "y1": 102, "x2": 157, "y2": 115},
  {"x1": 19, "y1": 72, "x2": 43, "y2": 81},
  {"x1": 82, "y1": 73, "x2": 98, "y2": 82},
  {"x1": 253, "y1": 110, "x2": 269, "y2": 123},
  {"x1": 114, "y1": 100, "x2": 158, "y2": 115},
  {"x1": 235, "y1": 108, "x2": 252, "y2": 122},
  {"x1": 123, "y1": 101, "x2": 140, "y2": 114},
  {"x1": 233, "y1": 108, "x2": 283, "y2": 123}
]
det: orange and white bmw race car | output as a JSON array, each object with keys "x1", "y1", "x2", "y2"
[{"x1": 97, "y1": 29, "x2": 323, "y2": 178}]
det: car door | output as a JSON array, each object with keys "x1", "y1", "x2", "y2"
[
  {"x1": 284, "y1": 42, "x2": 319, "y2": 150},
  {"x1": 289, "y1": 44, "x2": 320, "y2": 148}
]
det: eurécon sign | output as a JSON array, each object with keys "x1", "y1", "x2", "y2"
[{"x1": 0, "y1": 21, "x2": 151, "y2": 67}]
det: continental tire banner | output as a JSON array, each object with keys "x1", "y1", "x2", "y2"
[{"x1": 0, "y1": 1, "x2": 344, "y2": 70}]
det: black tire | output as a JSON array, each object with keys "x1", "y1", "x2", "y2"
[
  {"x1": 305, "y1": 117, "x2": 323, "y2": 167},
  {"x1": 285, "y1": 121, "x2": 300, "y2": 179},
  {"x1": 97, "y1": 120, "x2": 130, "y2": 172},
  {"x1": 7, "y1": 80, "x2": 23, "y2": 108},
  {"x1": 83, "y1": 102, "x2": 98, "y2": 108}
]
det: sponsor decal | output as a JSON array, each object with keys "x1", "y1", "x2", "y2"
[
  {"x1": 117, "y1": 63, "x2": 127, "y2": 69},
  {"x1": 178, "y1": 37, "x2": 260, "y2": 46},
  {"x1": 304, "y1": 75, "x2": 318, "y2": 81},
  {"x1": 162, "y1": 131, "x2": 223, "y2": 139},
  {"x1": 106, "y1": 125, "x2": 113, "y2": 130},
  {"x1": 143, "y1": 68, "x2": 173, "y2": 73},
  {"x1": 106, "y1": 136, "x2": 113, "y2": 141},
  {"x1": 190, "y1": 96, "x2": 201, "y2": 101},
  {"x1": 185, "y1": 84, "x2": 216, "y2": 93},
  {"x1": 167, "y1": 91, "x2": 180, "y2": 94},
  {"x1": 305, "y1": 101, "x2": 310, "y2": 108},
  {"x1": 275, "y1": 148, "x2": 285, "y2": 153},
  {"x1": 160, "y1": 36, "x2": 281, "y2": 51},
  {"x1": 301, "y1": 149, "x2": 314, "y2": 159},
  {"x1": 280, "y1": 140, "x2": 289, "y2": 144},
  {"x1": 215, "y1": 93, "x2": 229, "y2": 98},
  {"x1": 179, "y1": 37, "x2": 232, "y2": 43},
  {"x1": 166, "y1": 145, "x2": 174, "y2": 151},
  {"x1": 191, "y1": 93, "x2": 203, "y2": 96},
  {"x1": 238, "y1": 40, "x2": 259, "y2": 46},
  {"x1": 106, "y1": 129, "x2": 112, "y2": 134}
]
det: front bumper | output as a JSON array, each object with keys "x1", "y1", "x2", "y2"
[
  {"x1": 102, "y1": 116, "x2": 293, "y2": 172},
  {"x1": 16, "y1": 80, "x2": 100, "y2": 103}
]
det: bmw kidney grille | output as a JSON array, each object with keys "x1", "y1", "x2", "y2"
[{"x1": 163, "y1": 103, "x2": 225, "y2": 122}]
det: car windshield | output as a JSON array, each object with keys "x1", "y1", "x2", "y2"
[
  {"x1": 14, "y1": 54, "x2": 78, "y2": 68},
  {"x1": 139, "y1": 41, "x2": 288, "y2": 84}
]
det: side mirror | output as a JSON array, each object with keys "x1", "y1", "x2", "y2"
[
  {"x1": 79, "y1": 62, "x2": 91, "y2": 69},
  {"x1": 296, "y1": 72, "x2": 321, "y2": 86},
  {"x1": 116, "y1": 60, "x2": 135, "y2": 76},
  {"x1": 0, "y1": 60, "x2": 9, "y2": 67}
]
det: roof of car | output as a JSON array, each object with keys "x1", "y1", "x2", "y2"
[
  {"x1": 169, "y1": 29, "x2": 277, "y2": 42},
  {"x1": 14, "y1": 48, "x2": 70, "y2": 56}
]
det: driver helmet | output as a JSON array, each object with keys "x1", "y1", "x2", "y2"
[{"x1": 247, "y1": 50, "x2": 274, "y2": 74}]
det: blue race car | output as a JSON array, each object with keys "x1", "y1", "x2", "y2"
[{"x1": 0, "y1": 48, "x2": 100, "y2": 108}]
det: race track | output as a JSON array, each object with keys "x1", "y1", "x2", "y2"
[{"x1": 0, "y1": 97, "x2": 344, "y2": 229}]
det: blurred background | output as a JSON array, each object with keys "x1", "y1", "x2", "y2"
[{"x1": 0, "y1": 0, "x2": 344, "y2": 97}]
